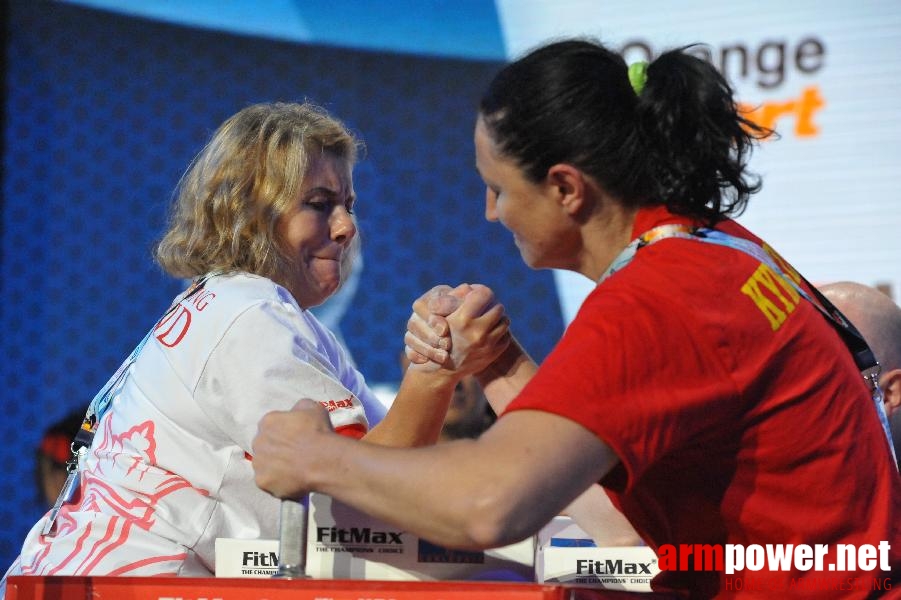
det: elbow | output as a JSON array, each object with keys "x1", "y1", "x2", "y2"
[{"x1": 460, "y1": 487, "x2": 531, "y2": 549}]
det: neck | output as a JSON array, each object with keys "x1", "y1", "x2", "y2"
[{"x1": 579, "y1": 202, "x2": 639, "y2": 281}]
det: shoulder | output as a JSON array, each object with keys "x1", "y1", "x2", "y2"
[
  {"x1": 206, "y1": 274, "x2": 343, "y2": 355},
  {"x1": 189, "y1": 272, "x2": 305, "y2": 326},
  {"x1": 157, "y1": 272, "x2": 307, "y2": 350},
  {"x1": 203, "y1": 272, "x2": 292, "y2": 306}
]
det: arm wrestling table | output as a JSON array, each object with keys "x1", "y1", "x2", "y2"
[{"x1": 5, "y1": 576, "x2": 672, "y2": 600}]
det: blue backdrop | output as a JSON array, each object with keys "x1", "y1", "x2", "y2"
[{"x1": 0, "y1": 2, "x2": 565, "y2": 566}]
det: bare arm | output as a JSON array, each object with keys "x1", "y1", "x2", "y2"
[
  {"x1": 253, "y1": 401, "x2": 618, "y2": 549},
  {"x1": 474, "y1": 336, "x2": 538, "y2": 415},
  {"x1": 400, "y1": 286, "x2": 636, "y2": 547},
  {"x1": 562, "y1": 484, "x2": 643, "y2": 547}
]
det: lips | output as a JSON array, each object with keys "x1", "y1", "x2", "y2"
[{"x1": 312, "y1": 250, "x2": 342, "y2": 262}]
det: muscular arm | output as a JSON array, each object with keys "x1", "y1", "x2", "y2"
[{"x1": 253, "y1": 402, "x2": 618, "y2": 549}]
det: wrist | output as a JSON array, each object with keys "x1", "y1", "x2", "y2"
[
  {"x1": 476, "y1": 335, "x2": 529, "y2": 385},
  {"x1": 404, "y1": 362, "x2": 462, "y2": 391}
]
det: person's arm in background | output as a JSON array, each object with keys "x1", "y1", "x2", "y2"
[
  {"x1": 404, "y1": 285, "x2": 537, "y2": 416},
  {"x1": 363, "y1": 284, "x2": 511, "y2": 448},
  {"x1": 562, "y1": 482, "x2": 643, "y2": 547}
]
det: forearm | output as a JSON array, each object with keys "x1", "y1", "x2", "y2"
[
  {"x1": 304, "y1": 412, "x2": 613, "y2": 549},
  {"x1": 309, "y1": 435, "x2": 507, "y2": 548},
  {"x1": 362, "y1": 367, "x2": 457, "y2": 447},
  {"x1": 476, "y1": 335, "x2": 538, "y2": 415}
]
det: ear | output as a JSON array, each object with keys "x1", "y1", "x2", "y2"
[
  {"x1": 546, "y1": 164, "x2": 586, "y2": 215},
  {"x1": 880, "y1": 368, "x2": 901, "y2": 415}
]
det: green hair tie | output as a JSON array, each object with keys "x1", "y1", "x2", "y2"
[{"x1": 628, "y1": 61, "x2": 648, "y2": 95}]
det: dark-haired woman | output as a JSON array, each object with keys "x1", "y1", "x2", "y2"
[{"x1": 253, "y1": 41, "x2": 900, "y2": 598}]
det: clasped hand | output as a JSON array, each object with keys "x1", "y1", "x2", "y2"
[
  {"x1": 252, "y1": 283, "x2": 510, "y2": 500},
  {"x1": 404, "y1": 283, "x2": 510, "y2": 374}
]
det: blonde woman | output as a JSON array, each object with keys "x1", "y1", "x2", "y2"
[{"x1": 2, "y1": 102, "x2": 509, "y2": 587}]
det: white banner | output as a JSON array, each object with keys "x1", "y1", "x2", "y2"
[{"x1": 496, "y1": 0, "x2": 901, "y2": 322}]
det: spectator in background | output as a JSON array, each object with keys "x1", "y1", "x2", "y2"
[
  {"x1": 400, "y1": 351, "x2": 495, "y2": 442},
  {"x1": 820, "y1": 281, "x2": 901, "y2": 466},
  {"x1": 441, "y1": 375, "x2": 495, "y2": 442},
  {"x1": 34, "y1": 411, "x2": 85, "y2": 508}
]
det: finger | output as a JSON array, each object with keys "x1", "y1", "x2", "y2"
[
  {"x1": 448, "y1": 283, "x2": 473, "y2": 299},
  {"x1": 404, "y1": 331, "x2": 448, "y2": 364},
  {"x1": 477, "y1": 302, "x2": 508, "y2": 329},
  {"x1": 404, "y1": 345, "x2": 431, "y2": 365},
  {"x1": 484, "y1": 314, "x2": 512, "y2": 347},
  {"x1": 291, "y1": 398, "x2": 322, "y2": 411},
  {"x1": 408, "y1": 312, "x2": 448, "y2": 347},
  {"x1": 426, "y1": 315, "x2": 451, "y2": 341},
  {"x1": 427, "y1": 293, "x2": 464, "y2": 318},
  {"x1": 456, "y1": 303, "x2": 510, "y2": 348},
  {"x1": 413, "y1": 285, "x2": 454, "y2": 317},
  {"x1": 452, "y1": 285, "x2": 499, "y2": 320}
]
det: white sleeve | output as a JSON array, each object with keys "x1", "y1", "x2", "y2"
[
  {"x1": 193, "y1": 299, "x2": 370, "y2": 453},
  {"x1": 301, "y1": 311, "x2": 388, "y2": 427}
]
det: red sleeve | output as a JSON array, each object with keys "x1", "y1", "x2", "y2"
[{"x1": 504, "y1": 265, "x2": 740, "y2": 493}]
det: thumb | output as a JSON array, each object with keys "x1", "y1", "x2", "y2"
[{"x1": 428, "y1": 293, "x2": 464, "y2": 317}]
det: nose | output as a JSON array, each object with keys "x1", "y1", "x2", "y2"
[
  {"x1": 484, "y1": 188, "x2": 498, "y2": 222},
  {"x1": 331, "y1": 206, "x2": 357, "y2": 244}
]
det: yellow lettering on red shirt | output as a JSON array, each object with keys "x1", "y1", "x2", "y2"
[
  {"x1": 741, "y1": 263, "x2": 802, "y2": 331},
  {"x1": 756, "y1": 263, "x2": 801, "y2": 311}
]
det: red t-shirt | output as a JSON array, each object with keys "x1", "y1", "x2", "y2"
[{"x1": 505, "y1": 206, "x2": 901, "y2": 598}]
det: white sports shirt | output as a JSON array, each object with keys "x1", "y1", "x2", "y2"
[{"x1": 4, "y1": 272, "x2": 386, "y2": 583}]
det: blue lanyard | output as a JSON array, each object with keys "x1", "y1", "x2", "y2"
[{"x1": 43, "y1": 274, "x2": 220, "y2": 536}]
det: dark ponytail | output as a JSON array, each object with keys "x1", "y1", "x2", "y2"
[
  {"x1": 635, "y1": 46, "x2": 771, "y2": 222},
  {"x1": 479, "y1": 39, "x2": 771, "y2": 224}
]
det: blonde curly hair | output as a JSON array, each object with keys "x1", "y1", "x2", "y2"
[{"x1": 155, "y1": 102, "x2": 362, "y2": 285}]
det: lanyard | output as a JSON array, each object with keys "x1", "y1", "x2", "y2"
[
  {"x1": 600, "y1": 224, "x2": 895, "y2": 463},
  {"x1": 601, "y1": 224, "x2": 876, "y2": 372},
  {"x1": 44, "y1": 273, "x2": 218, "y2": 534}
]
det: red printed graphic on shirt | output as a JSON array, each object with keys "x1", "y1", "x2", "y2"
[
  {"x1": 319, "y1": 397, "x2": 356, "y2": 412},
  {"x1": 21, "y1": 417, "x2": 208, "y2": 577},
  {"x1": 155, "y1": 305, "x2": 192, "y2": 348},
  {"x1": 154, "y1": 290, "x2": 217, "y2": 349}
]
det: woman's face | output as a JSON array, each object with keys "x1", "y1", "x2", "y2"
[
  {"x1": 277, "y1": 151, "x2": 357, "y2": 309},
  {"x1": 474, "y1": 118, "x2": 572, "y2": 270}
]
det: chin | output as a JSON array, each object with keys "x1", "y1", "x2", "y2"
[{"x1": 520, "y1": 252, "x2": 543, "y2": 270}]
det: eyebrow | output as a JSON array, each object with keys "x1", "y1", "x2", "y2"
[
  {"x1": 304, "y1": 186, "x2": 339, "y2": 197},
  {"x1": 303, "y1": 186, "x2": 356, "y2": 205}
]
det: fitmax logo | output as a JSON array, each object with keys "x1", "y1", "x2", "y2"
[
  {"x1": 316, "y1": 526, "x2": 404, "y2": 545},
  {"x1": 576, "y1": 559, "x2": 654, "y2": 575},
  {"x1": 242, "y1": 551, "x2": 278, "y2": 567}
]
